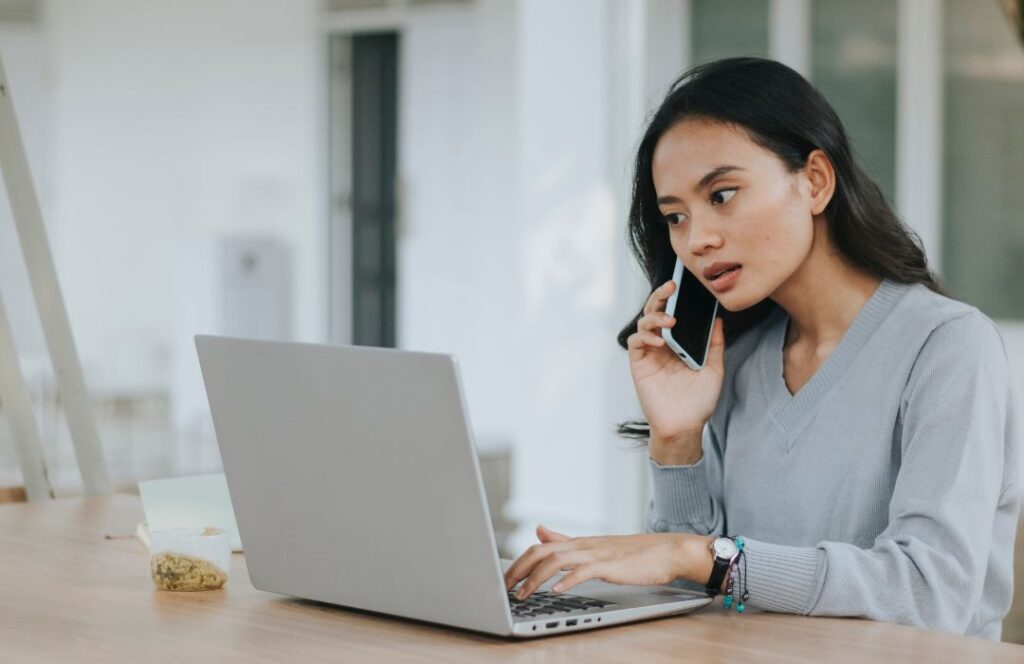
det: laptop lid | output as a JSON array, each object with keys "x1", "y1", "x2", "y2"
[{"x1": 195, "y1": 335, "x2": 514, "y2": 635}]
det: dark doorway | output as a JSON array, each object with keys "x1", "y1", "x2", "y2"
[{"x1": 345, "y1": 32, "x2": 399, "y2": 347}]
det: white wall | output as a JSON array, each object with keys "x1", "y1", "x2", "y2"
[
  {"x1": 394, "y1": 1, "x2": 618, "y2": 543},
  {"x1": 397, "y1": 2, "x2": 522, "y2": 449},
  {"x1": 46, "y1": 0, "x2": 324, "y2": 382},
  {"x1": 393, "y1": 0, "x2": 657, "y2": 547},
  {"x1": 6, "y1": 0, "x2": 327, "y2": 484},
  {"x1": 0, "y1": 1, "x2": 327, "y2": 487}
]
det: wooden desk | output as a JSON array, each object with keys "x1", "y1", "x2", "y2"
[{"x1": 2, "y1": 495, "x2": 1021, "y2": 663}]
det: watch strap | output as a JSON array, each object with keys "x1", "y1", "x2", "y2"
[{"x1": 705, "y1": 554, "x2": 731, "y2": 597}]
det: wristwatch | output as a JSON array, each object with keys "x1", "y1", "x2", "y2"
[{"x1": 705, "y1": 536, "x2": 740, "y2": 597}]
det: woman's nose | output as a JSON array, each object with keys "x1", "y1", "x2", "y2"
[{"x1": 687, "y1": 215, "x2": 723, "y2": 255}]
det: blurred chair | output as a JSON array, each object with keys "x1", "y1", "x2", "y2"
[
  {"x1": 0, "y1": 293, "x2": 54, "y2": 501},
  {"x1": 0, "y1": 54, "x2": 109, "y2": 500},
  {"x1": 476, "y1": 443, "x2": 516, "y2": 559},
  {"x1": 1005, "y1": 503, "x2": 1024, "y2": 643}
]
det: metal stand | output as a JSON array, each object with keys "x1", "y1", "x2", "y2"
[{"x1": 0, "y1": 53, "x2": 110, "y2": 497}]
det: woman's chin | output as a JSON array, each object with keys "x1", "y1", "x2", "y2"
[
  {"x1": 714, "y1": 291, "x2": 740, "y2": 312},
  {"x1": 715, "y1": 289, "x2": 758, "y2": 313}
]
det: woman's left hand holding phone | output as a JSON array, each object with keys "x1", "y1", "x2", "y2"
[{"x1": 629, "y1": 278, "x2": 725, "y2": 466}]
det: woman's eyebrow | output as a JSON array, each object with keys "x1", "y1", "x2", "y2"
[{"x1": 656, "y1": 165, "x2": 745, "y2": 205}]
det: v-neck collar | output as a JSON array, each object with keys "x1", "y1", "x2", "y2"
[{"x1": 760, "y1": 278, "x2": 909, "y2": 448}]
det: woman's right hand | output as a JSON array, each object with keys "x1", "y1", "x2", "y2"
[{"x1": 626, "y1": 279, "x2": 726, "y2": 464}]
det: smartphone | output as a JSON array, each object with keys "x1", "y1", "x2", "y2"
[{"x1": 660, "y1": 258, "x2": 719, "y2": 370}]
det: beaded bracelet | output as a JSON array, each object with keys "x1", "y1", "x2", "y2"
[{"x1": 722, "y1": 535, "x2": 749, "y2": 613}]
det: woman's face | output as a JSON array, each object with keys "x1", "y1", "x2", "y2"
[{"x1": 651, "y1": 117, "x2": 820, "y2": 312}]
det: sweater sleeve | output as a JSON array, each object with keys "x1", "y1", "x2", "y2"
[
  {"x1": 645, "y1": 420, "x2": 727, "y2": 537},
  {"x1": 739, "y1": 313, "x2": 1020, "y2": 633}
]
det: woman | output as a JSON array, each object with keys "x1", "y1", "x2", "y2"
[{"x1": 503, "y1": 57, "x2": 1020, "y2": 640}]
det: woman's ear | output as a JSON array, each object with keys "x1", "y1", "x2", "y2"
[{"x1": 804, "y1": 149, "x2": 836, "y2": 216}]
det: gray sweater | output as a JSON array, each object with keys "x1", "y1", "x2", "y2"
[{"x1": 646, "y1": 278, "x2": 1021, "y2": 640}]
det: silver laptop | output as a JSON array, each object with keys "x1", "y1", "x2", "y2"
[{"x1": 195, "y1": 335, "x2": 711, "y2": 638}]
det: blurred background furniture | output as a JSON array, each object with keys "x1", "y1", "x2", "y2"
[
  {"x1": 0, "y1": 53, "x2": 108, "y2": 500},
  {"x1": 1004, "y1": 510, "x2": 1024, "y2": 643}
]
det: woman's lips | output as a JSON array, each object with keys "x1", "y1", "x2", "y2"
[{"x1": 708, "y1": 266, "x2": 741, "y2": 293}]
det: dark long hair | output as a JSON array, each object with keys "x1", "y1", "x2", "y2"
[{"x1": 617, "y1": 57, "x2": 945, "y2": 438}]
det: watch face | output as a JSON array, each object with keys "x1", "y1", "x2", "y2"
[{"x1": 713, "y1": 538, "x2": 739, "y2": 559}]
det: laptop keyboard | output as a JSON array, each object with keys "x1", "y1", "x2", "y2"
[{"x1": 507, "y1": 589, "x2": 615, "y2": 618}]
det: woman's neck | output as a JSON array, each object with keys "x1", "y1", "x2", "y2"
[{"x1": 770, "y1": 216, "x2": 883, "y2": 350}]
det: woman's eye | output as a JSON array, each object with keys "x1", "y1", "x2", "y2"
[
  {"x1": 710, "y1": 188, "x2": 738, "y2": 205},
  {"x1": 663, "y1": 212, "x2": 688, "y2": 226}
]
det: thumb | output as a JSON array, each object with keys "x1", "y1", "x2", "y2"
[{"x1": 536, "y1": 523, "x2": 570, "y2": 543}]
